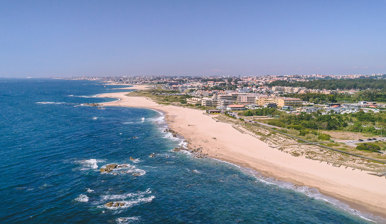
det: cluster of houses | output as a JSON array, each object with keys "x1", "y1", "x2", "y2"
[{"x1": 187, "y1": 93, "x2": 383, "y2": 115}]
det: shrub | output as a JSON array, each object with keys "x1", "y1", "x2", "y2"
[
  {"x1": 305, "y1": 134, "x2": 318, "y2": 142},
  {"x1": 356, "y1": 143, "x2": 381, "y2": 152},
  {"x1": 318, "y1": 133, "x2": 331, "y2": 141},
  {"x1": 288, "y1": 124, "x2": 302, "y2": 130},
  {"x1": 299, "y1": 129, "x2": 309, "y2": 136},
  {"x1": 267, "y1": 120, "x2": 285, "y2": 127}
]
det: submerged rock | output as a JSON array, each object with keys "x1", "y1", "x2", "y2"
[
  {"x1": 84, "y1": 103, "x2": 99, "y2": 107},
  {"x1": 106, "y1": 164, "x2": 118, "y2": 170},
  {"x1": 105, "y1": 201, "x2": 125, "y2": 208},
  {"x1": 100, "y1": 163, "x2": 118, "y2": 173},
  {"x1": 172, "y1": 147, "x2": 183, "y2": 152},
  {"x1": 105, "y1": 202, "x2": 113, "y2": 207}
]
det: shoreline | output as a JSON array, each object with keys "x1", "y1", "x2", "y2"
[{"x1": 97, "y1": 90, "x2": 386, "y2": 221}]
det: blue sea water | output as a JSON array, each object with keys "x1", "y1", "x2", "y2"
[{"x1": 0, "y1": 79, "x2": 379, "y2": 223}]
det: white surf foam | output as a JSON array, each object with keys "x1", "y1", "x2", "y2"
[
  {"x1": 149, "y1": 111, "x2": 189, "y2": 149},
  {"x1": 75, "y1": 194, "x2": 89, "y2": 202},
  {"x1": 100, "y1": 163, "x2": 146, "y2": 176},
  {"x1": 68, "y1": 94, "x2": 98, "y2": 98},
  {"x1": 102, "y1": 196, "x2": 155, "y2": 210},
  {"x1": 36, "y1": 101, "x2": 66, "y2": 105},
  {"x1": 77, "y1": 159, "x2": 104, "y2": 170},
  {"x1": 92, "y1": 116, "x2": 98, "y2": 120},
  {"x1": 99, "y1": 188, "x2": 154, "y2": 212},
  {"x1": 122, "y1": 117, "x2": 146, "y2": 125},
  {"x1": 192, "y1": 169, "x2": 201, "y2": 174},
  {"x1": 131, "y1": 158, "x2": 141, "y2": 163},
  {"x1": 86, "y1": 188, "x2": 94, "y2": 193},
  {"x1": 100, "y1": 188, "x2": 151, "y2": 201},
  {"x1": 116, "y1": 217, "x2": 140, "y2": 224}
]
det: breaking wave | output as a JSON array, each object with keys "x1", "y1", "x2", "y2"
[
  {"x1": 102, "y1": 196, "x2": 155, "y2": 210},
  {"x1": 100, "y1": 163, "x2": 146, "y2": 176},
  {"x1": 148, "y1": 110, "x2": 189, "y2": 150},
  {"x1": 76, "y1": 159, "x2": 105, "y2": 170},
  {"x1": 116, "y1": 217, "x2": 140, "y2": 224},
  {"x1": 99, "y1": 188, "x2": 155, "y2": 212},
  {"x1": 68, "y1": 94, "x2": 98, "y2": 98},
  {"x1": 75, "y1": 194, "x2": 89, "y2": 202},
  {"x1": 36, "y1": 101, "x2": 66, "y2": 105},
  {"x1": 100, "y1": 188, "x2": 152, "y2": 201}
]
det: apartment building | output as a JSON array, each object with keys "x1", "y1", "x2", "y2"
[{"x1": 276, "y1": 97, "x2": 303, "y2": 108}]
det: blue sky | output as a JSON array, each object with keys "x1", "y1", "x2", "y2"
[{"x1": 1, "y1": 0, "x2": 386, "y2": 77}]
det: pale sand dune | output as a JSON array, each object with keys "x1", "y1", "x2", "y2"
[
  {"x1": 113, "y1": 85, "x2": 151, "y2": 91},
  {"x1": 105, "y1": 83, "x2": 151, "y2": 91},
  {"x1": 97, "y1": 91, "x2": 386, "y2": 219}
]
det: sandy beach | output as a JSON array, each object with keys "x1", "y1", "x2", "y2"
[
  {"x1": 97, "y1": 90, "x2": 386, "y2": 220},
  {"x1": 104, "y1": 83, "x2": 152, "y2": 91}
]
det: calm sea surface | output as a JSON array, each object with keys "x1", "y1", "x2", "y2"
[{"x1": 0, "y1": 79, "x2": 376, "y2": 223}]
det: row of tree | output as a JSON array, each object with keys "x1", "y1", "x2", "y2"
[
  {"x1": 284, "y1": 90, "x2": 386, "y2": 103},
  {"x1": 269, "y1": 78, "x2": 386, "y2": 91}
]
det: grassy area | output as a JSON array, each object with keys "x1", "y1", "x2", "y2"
[
  {"x1": 236, "y1": 109, "x2": 386, "y2": 162},
  {"x1": 241, "y1": 108, "x2": 386, "y2": 137},
  {"x1": 127, "y1": 88, "x2": 214, "y2": 110}
]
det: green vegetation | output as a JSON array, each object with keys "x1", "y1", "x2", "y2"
[
  {"x1": 260, "y1": 111, "x2": 386, "y2": 136},
  {"x1": 356, "y1": 143, "x2": 381, "y2": 152},
  {"x1": 284, "y1": 90, "x2": 386, "y2": 103},
  {"x1": 241, "y1": 108, "x2": 280, "y2": 116},
  {"x1": 318, "y1": 133, "x2": 331, "y2": 140},
  {"x1": 269, "y1": 78, "x2": 386, "y2": 91},
  {"x1": 129, "y1": 89, "x2": 192, "y2": 105}
]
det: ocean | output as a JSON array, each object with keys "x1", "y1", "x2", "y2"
[{"x1": 0, "y1": 79, "x2": 377, "y2": 223}]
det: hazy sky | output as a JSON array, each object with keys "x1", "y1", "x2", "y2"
[{"x1": 1, "y1": 0, "x2": 386, "y2": 77}]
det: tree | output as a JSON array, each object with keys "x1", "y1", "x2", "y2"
[{"x1": 356, "y1": 143, "x2": 381, "y2": 152}]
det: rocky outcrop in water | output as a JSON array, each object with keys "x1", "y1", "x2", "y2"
[
  {"x1": 165, "y1": 128, "x2": 178, "y2": 137},
  {"x1": 84, "y1": 103, "x2": 99, "y2": 107},
  {"x1": 172, "y1": 147, "x2": 183, "y2": 152},
  {"x1": 100, "y1": 164, "x2": 118, "y2": 173},
  {"x1": 105, "y1": 201, "x2": 125, "y2": 207}
]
